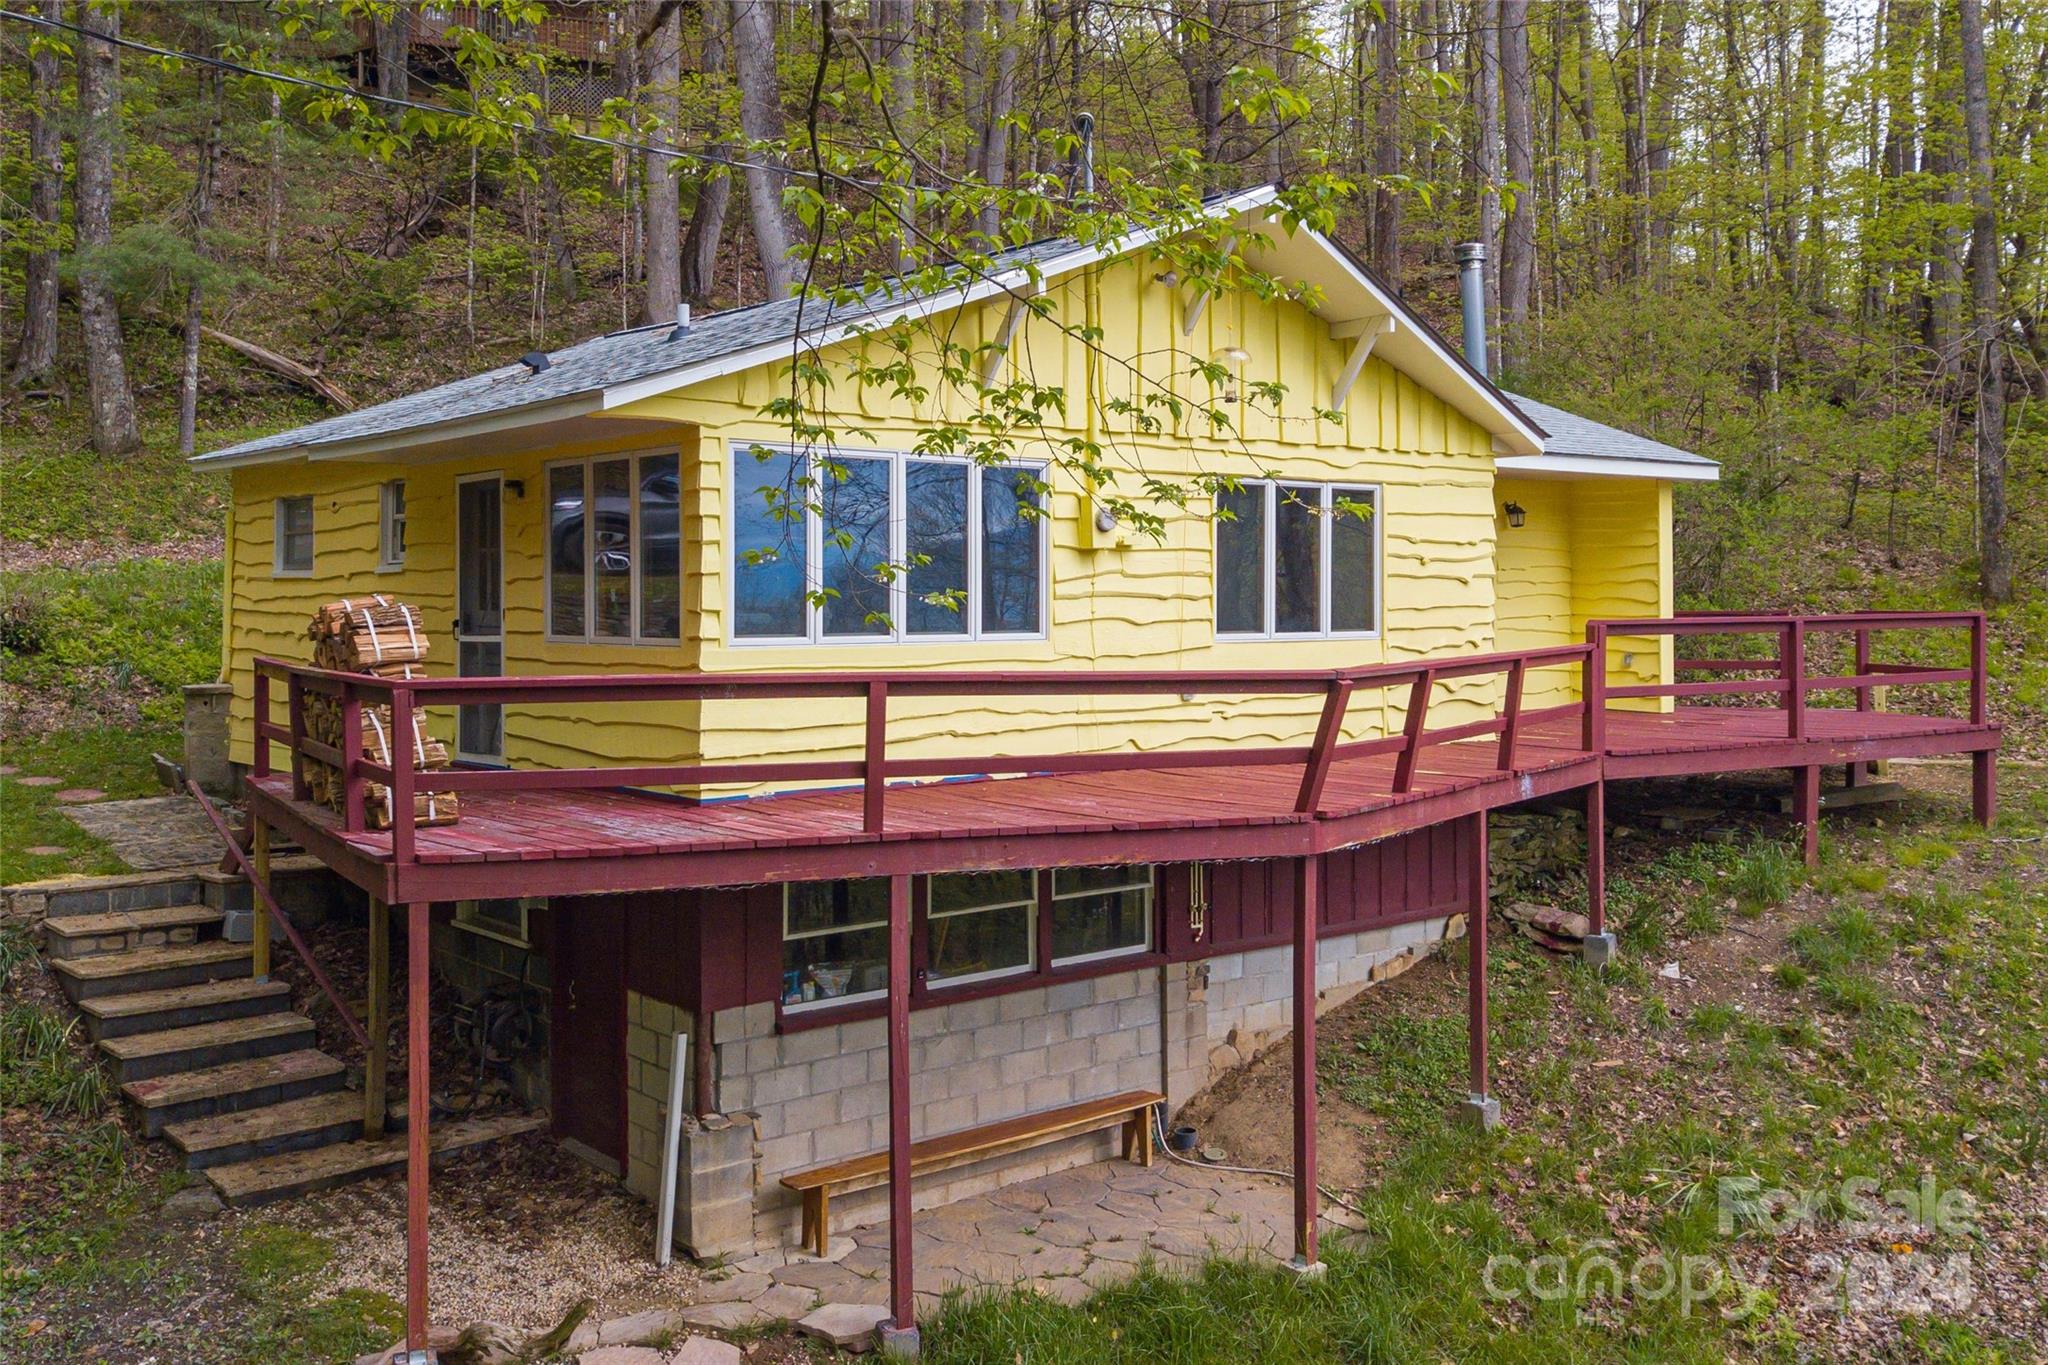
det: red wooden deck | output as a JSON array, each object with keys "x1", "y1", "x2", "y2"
[{"x1": 242, "y1": 611, "x2": 2000, "y2": 906}]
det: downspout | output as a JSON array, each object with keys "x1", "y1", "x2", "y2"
[{"x1": 218, "y1": 475, "x2": 235, "y2": 685}]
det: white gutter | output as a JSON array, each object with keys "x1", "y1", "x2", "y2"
[{"x1": 1494, "y1": 452, "x2": 1720, "y2": 482}]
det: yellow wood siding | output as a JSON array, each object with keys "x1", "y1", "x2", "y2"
[
  {"x1": 223, "y1": 252, "x2": 1673, "y2": 781},
  {"x1": 1491, "y1": 478, "x2": 1578, "y2": 710}
]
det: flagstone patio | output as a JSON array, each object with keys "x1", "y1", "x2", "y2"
[{"x1": 679, "y1": 1155, "x2": 1341, "y2": 1325}]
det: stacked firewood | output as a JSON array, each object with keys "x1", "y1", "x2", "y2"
[{"x1": 302, "y1": 596, "x2": 460, "y2": 830}]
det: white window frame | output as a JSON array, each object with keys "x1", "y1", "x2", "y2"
[
  {"x1": 543, "y1": 449, "x2": 682, "y2": 645},
  {"x1": 1049, "y1": 866, "x2": 1155, "y2": 968},
  {"x1": 454, "y1": 896, "x2": 541, "y2": 948},
  {"x1": 273, "y1": 495, "x2": 314, "y2": 576},
  {"x1": 729, "y1": 442, "x2": 1050, "y2": 647},
  {"x1": 925, "y1": 871, "x2": 1038, "y2": 989},
  {"x1": 1214, "y1": 480, "x2": 1382, "y2": 641},
  {"x1": 377, "y1": 479, "x2": 407, "y2": 571},
  {"x1": 781, "y1": 882, "x2": 890, "y2": 1013}
]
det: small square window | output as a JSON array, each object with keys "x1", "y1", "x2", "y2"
[
  {"x1": 379, "y1": 480, "x2": 407, "y2": 570},
  {"x1": 275, "y1": 496, "x2": 314, "y2": 574}
]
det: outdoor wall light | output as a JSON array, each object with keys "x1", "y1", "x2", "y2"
[
  {"x1": 504, "y1": 479, "x2": 527, "y2": 500},
  {"x1": 1094, "y1": 504, "x2": 1119, "y2": 534},
  {"x1": 1503, "y1": 501, "x2": 1526, "y2": 528}
]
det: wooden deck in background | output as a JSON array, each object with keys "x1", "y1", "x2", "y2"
[{"x1": 246, "y1": 704, "x2": 1997, "y2": 904}]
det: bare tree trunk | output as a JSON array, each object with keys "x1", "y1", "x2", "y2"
[
  {"x1": 74, "y1": 1, "x2": 140, "y2": 456},
  {"x1": 1645, "y1": 0, "x2": 1688, "y2": 279},
  {"x1": 1576, "y1": 2, "x2": 1599, "y2": 279},
  {"x1": 640, "y1": 0, "x2": 683, "y2": 324},
  {"x1": 730, "y1": 0, "x2": 795, "y2": 297},
  {"x1": 375, "y1": 5, "x2": 412, "y2": 104},
  {"x1": 180, "y1": 69, "x2": 224, "y2": 456},
  {"x1": 876, "y1": 0, "x2": 916, "y2": 270},
  {"x1": 9, "y1": 0, "x2": 62, "y2": 384},
  {"x1": 960, "y1": 0, "x2": 988, "y2": 181},
  {"x1": 265, "y1": 88, "x2": 284, "y2": 269},
  {"x1": 1958, "y1": 0, "x2": 2009, "y2": 603},
  {"x1": 1500, "y1": 0, "x2": 1533, "y2": 371},
  {"x1": 1927, "y1": 6, "x2": 1964, "y2": 375},
  {"x1": 976, "y1": 0, "x2": 1021, "y2": 243},
  {"x1": 1264, "y1": 0, "x2": 1300, "y2": 182},
  {"x1": 681, "y1": 11, "x2": 733, "y2": 305},
  {"x1": 1370, "y1": 0, "x2": 1402, "y2": 281},
  {"x1": 1476, "y1": 0, "x2": 1502, "y2": 366}
]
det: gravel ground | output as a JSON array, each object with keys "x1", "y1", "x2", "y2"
[{"x1": 275, "y1": 1133, "x2": 706, "y2": 1335}]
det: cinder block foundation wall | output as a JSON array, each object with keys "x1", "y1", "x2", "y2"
[
  {"x1": 697, "y1": 913, "x2": 1465, "y2": 1251},
  {"x1": 621, "y1": 990, "x2": 698, "y2": 1202}
]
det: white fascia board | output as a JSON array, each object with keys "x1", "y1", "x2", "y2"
[
  {"x1": 1494, "y1": 453, "x2": 1720, "y2": 482},
  {"x1": 1295, "y1": 227, "x2": 1545, "y2": 456},
  {"x1": 599, "y1": 186, "x2": 1284, "y2": 412}
]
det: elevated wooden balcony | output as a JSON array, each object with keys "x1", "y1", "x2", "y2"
[{"x1": 243, "y1": 611, "x2": 1999, "y2": 907}]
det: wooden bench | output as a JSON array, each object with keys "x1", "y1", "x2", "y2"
[{"x1": 779, "y1": 1089, "x2": 1162, "y2": 1256}]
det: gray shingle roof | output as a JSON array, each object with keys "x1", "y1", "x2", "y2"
[
  {"x1": 1502, "y1": 391, "x2": 1716, "y2": 470},
  {"x1": 195, "y1": 235, "x2": 1086, "y2": 464}
]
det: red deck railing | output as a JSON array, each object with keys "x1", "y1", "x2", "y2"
[
  {"x1": 1585, "y1": 611, "x2": 1988, "y2": 748},
  {"x1": 250, "y1": 643, "x2": 1601, "y2": 866}
]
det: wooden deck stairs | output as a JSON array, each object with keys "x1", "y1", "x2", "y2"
[{"x1": 43, "y1": 893, "x2": 541, "y2": 1207}]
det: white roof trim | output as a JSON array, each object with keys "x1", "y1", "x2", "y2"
[{"x1": 1494, "y1": 452, "x2": 1720, "y2": 483}]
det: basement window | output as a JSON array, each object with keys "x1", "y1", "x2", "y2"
[
  {"x1": 1050, "y1": 866, "x2": 1154, "y2": 966},
  {"x1": 274, "y1": 496, "x2": 315, "y2": 575},
  {"x1": 782, "y1": 879, "x2": 890, "y2": 1011},
  {"x1": 1215, "y1": 481, "x2": 1379, "y2": 639},
  {"x1": 454, "y1": 897, "x2": 541, "y2": 948},
  {"x1": 926, "y1": 870, "x2": 1035, "y2": 987},
  {"x1": 545, "y1": 451, "x2": 682, "y2": 643}
]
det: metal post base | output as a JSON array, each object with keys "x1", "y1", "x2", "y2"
[
  {"x1": 1454, "y1": 1094, "x2": 1502, "y2": 1131},
  {"x1": 878, "y1": 1324, "x2": 922, "y2": 1360},
  {"x1": 1284, "y1": 1256, "x2": 1328, "y2": 1281},
  {"x1": 1581, "y1": 932, "x2": 1617, "y2": 968}
]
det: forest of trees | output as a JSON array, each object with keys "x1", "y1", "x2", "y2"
[{"x1": 1, "y1": 0, "x2": 2041, "y2": 607}]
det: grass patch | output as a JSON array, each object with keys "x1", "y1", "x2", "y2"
[
  {"x1": 230, "y1": 1225, "x2": 403, "y2": 1362},
  {"x1": 0, "y1": 412, "x2": 233, "y2": 549},
  {"x1": 0, "y1": 558, "x2": 222, "y2": 724},
  {"x1": 1, "y1": 724, "x2": 173, "y2": 883}
]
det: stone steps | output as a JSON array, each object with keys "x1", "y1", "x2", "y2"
[
  {"x1": 165, "y1": 1093, "x2": 411, "y2": 1171},
  {"x1": 123, "y1": 1048, "x2": 347, "y2": 1137},
  {"x1": 77, "y1": 977, "x2": 294, "y2": 1042},
  {"x1": 42, "y1": 904, "x2": 224, "y2": 960},
  {"x1": 50, "y1": 940, "x2": 252, "y2": 1002},
  {"x1": 205, "y1": 1111, "x2": 548, "y2": 1207},
  {"x1": 98, "y1": 1011, "x2": 316, "y2": 1084}
]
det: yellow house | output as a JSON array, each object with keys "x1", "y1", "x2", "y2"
[{"x1": 190, "y1": 185, "x2": 1973, "y2": 1353}]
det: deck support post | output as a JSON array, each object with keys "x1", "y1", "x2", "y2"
[
  {"x1": 365, "y1": 898, "x2": 388, "y2": 1139},
  {"x1": 1792, "y1": 766, "x2": 1821, "y2": 866},
  {"x1": 1582, "y1": 782, "x2": 1615, "y2": 967},
  {"x1": 880, "y1": 872, "x2": 919, "y2": 1358},
  {"x1": 404, "y1": 901, "x2": 433, "y2": 1359},
  {"x1": 1972, "y1": 751, "x2": 1997, "y2": 827},
  {"x1": 1290, "y1": 854, "x2": 1321, "y2": 1273},
  {"x1": 249, "y1": 818, "x2": 272, "y2": 981},
  {"x1": 1457, "y1": 814, "x2": 1500, "y2": 1131}
]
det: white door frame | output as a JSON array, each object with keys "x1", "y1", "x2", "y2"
[{"x1": 455, "y1": 471, "x2": 506, "y2": 762}]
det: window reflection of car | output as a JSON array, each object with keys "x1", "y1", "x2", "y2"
[{"x1": 552, "y1": 465, "x2": 679, "y2": 576}]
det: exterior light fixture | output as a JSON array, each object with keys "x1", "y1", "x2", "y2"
[
  {"x1": 1094, "y1": 505, "x2": 1119, "y2": 534},
  {"x1": 1503, "y1": 501, "x2": 1526, "y2": 528}
]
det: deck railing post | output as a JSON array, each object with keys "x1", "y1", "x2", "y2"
[
  {"x1": 1783, "y1": 620, "x2": 1806, "y2": 740},
  {"x1": 252, "y1": 667, "x2": 271, "y2": 779},
  {"x1": 864, "y1": 681, "x2": 889, "y2": 834},
  {"x1": 1853, "y1": 628, "x2": 1873, "y2": 713},
  {"x1": 288, "y1": 672, "x2": 308, "y2": 801},
  {"x1": 1294, "y1": 679, "x2": 1354, "y2": 814},
  {"x1": 1969, "y1": 612, "x2": 1988, "y2": 726},
  {"x1": 1391, "y1": 669, "x2": 1435, "y2": 794},
  {"x1": 340, "y1": 680, "x2": 365, "y2": 833},
  {"x1": 1496, "y1": 659, "x2": 1525, "y2": 771},
  {"x1": 391, "y1": 683, "x2": 416, "y2": 868},
  {"x1": 1582, "y1": 628, "x2": 1607, "y2": 755}
]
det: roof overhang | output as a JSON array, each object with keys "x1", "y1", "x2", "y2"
[{"x1": 1494, "y1": 452, "x2": 1720, "y2": 482}]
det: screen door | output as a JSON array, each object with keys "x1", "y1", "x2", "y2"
[{"x1": 456, "y1": 475, "x2": 504, "y2": 761}]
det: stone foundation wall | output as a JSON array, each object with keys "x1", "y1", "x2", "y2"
[
  {"x1": 621, "y1": 991, "x2": 699, "y2": 1202},
  {"x1": 698, "y1": 914, "x2": 1464, "y2": 1252}
]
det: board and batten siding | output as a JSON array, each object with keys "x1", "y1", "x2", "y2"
[{"x1": 223, "y1": 251, "x2": 1669, "y2": 781}]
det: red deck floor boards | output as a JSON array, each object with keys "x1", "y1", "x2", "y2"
[{"x1": 251, "y1": 705, "x2": 1993, "y2": 881}]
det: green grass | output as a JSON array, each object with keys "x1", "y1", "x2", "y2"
[
  {"x1": 0, "y1": 409, "x2": 246, "y2": 549},
  {"x1": 229, "y1": 1225, "x2": 404, "y2": 1362},
  {"x1": 1, "y1": 557, "x2": 222, "y2": 723},
  {"x1": 0, "y1": 724, "x2": 175, "y2": 883}
]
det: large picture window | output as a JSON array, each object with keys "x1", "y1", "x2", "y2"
[
  {"x1": 732, "y1": 444, "x2": 1046, "y2": 644},
  {"x1": 547, "y1": 451, "x2": 681, "y2": 642},
  {"x1": 1215, "y1": 482, "x2": 1379, "y2": 639}
]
